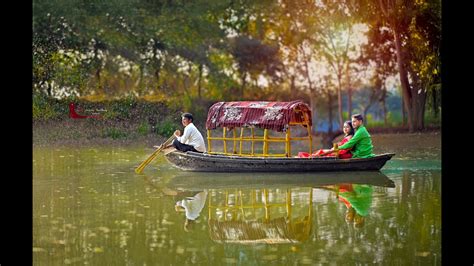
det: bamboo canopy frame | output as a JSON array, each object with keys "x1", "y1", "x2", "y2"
[{"x1": 205, "y1": 101, "x2": 313, "y2": 157}]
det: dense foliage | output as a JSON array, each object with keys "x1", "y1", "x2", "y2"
[{"x1": 33, "y1": 0, "x2": 441, "y2": 131}]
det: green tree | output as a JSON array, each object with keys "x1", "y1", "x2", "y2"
[
  {"x1": 230, "y1": 36, "x2": 282, "y2": 99},
  {"x1": 360, "y1": 0, "x2": 441, "y2": 131},
  {"x1": 359, "y1": 22, "x2": 398, "y2": 125}
]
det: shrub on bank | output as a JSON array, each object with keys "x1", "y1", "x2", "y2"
[
  {"x1": 155, "y1": 119, "x2": 179, "y2": 137},
  {"x1": 137, "y1": 121, "x2": 150, "y2": 136},
  {"x1": 102, "y1": 127, "x2": 128, "y2": 139},
  {"x1": 33, "y1": 94, "x2": 69, "y2": 120}
]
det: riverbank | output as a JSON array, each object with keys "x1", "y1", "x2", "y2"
[
  {"x1": 33, "y1": 94, "x2": 441, "y2": 148},
  {"x1": 33, "y1": 119, "x2": 171, "y2": 147}
]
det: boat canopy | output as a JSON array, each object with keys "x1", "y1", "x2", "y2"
[{"x1": 205, "y1": 100, "x2": 312, "y2": 132}]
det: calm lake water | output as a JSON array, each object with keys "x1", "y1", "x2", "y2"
[{"x1": 33, "y1": 133, "x2": 441, "y2": 265}]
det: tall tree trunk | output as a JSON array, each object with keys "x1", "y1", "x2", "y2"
[
  {"x1": 432, "y1": 87, "x2": 438, "y2": 118},
  {"x1": 240, "y1": 72, "x2": 247, "y2": 99},
  {"x1": 328, "y1": 90, "x2": 334, "y2": 133},
  {"x1": 377, "y1": 0, "x2": 425, "y2": 130},
  {"x1": 300, "y1": 43, "x2": 314, "y2": 94},
  {"x1": 400, "y1": 86, "x2": 406, "y2": 126},
  {"x1": 310, "y1": 94, "x2": 318, "y2": 135},
  {"x1": 413, "y1": 100, "x2": 425, "y2": 130},
  {"x1": 363, "y1": 105, "x2": 369, "y2": 119},
  {"x1": 382, "y1": 97, "x2": 387, "y2": 126},
  {"x1": 257, "y1": 14, "x2": 264, "y2": 40},
  {"x1": 95, "y1": 69, "x2": 102, "y2": 93},
  {"x1": 409, "y1": 70, "x2": 427, "y2": 130},
  {"x1": 290, "y1": 75, "x2": 296, "y2": 96},
  {"x1": 345, "y1": 64, "x2": 352, "y2": 119},
  {"x1": 336, "y1": 73, "x2": 344, "y2": 127},
  {"x1": 380, "y1": 82, "x2": 388, "y2": 126},
  {"x1": 197, "y1": 64, "x2": 203, "y2": 99},
  {"x1": 182, "y1": 74, "x2": 190, "y2": 98},
  {"x1": 412, "y1": 85, "x2": 427, "y2": 130},
  {"x1": 382, "y1": 98, "x2": 388, "y2": 126},
  {"x1": 47, "y1": 82, "x2": 52, "y2": 97},
  {"x1": 393, "y1": 29, "x2": 414, "y2": 132},
  {"x1": 363, "y1": 86, "x2": 378, "y2": 122},
  {"x1": 347, "y1": 86, "x2": 352, "y2": 120},
  {"x1": 322, "y1": 89, "x2": 343, "y2": 148}
]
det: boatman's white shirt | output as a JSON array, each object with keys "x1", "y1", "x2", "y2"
[{"x1": 176, "y1": 122, "x2": 206, "y2": 152}]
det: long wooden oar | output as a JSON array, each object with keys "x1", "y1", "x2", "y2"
[{"x1": 135, "y1": 135, "x2": 175, "y2": 174}]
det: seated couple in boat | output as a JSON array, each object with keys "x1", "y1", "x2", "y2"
[{"x1": 298, "y1": 114, "x2": 374, "y2": 159}]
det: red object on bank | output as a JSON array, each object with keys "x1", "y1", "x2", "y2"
[{"x1": 69, "y1": 102, "x2": 101, "y2": 119}]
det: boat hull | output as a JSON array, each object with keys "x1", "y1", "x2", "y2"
[{"x1": 164, "y1": 151, "x2": 395, "y2": 172}]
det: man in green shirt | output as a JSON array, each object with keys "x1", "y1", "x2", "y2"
[{"x1": 337, "y1": 114, "x2": 374, "y2": 158}]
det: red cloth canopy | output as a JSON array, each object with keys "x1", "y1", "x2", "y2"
[{"x1": 205, "y1": 101, "x2": 312, "y2": 132}]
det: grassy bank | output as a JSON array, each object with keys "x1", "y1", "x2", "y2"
[
  {"x1": 33, "y1": 119, "x2": 166, "y2": 147},
  {"x1": 33, "y1": 94, "x2": 441, "y2": 147},
  {"x1": 33, "y1": 117, "x2": 441, "y2": 151},
  {"x1": 33, "y1": 94, "x2": 214, "y2": 146}
]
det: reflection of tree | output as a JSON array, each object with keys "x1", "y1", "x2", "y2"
[
  {"x1": 389, "y1": 171, "x2": 441, "y2": 260},
  {"x1": 311, "y1": 171, "x2": 441, "y2": 264}
]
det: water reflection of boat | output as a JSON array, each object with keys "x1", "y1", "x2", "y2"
[
  {"x1": 166, "y1": 171, "x2": 395, "y2": 190},
  {"x1": 150, "y1": 172, "x2": 391, "y2": 244},
  {"x1": 165, "y1": 172, "x2": 391, "y2": 243}
]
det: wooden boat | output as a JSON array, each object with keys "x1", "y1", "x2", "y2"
[
  {"x1": 164, "y1": 100, "x2": 395, "y2": 172},
  {"x1": 165, "y1": 150, "x2": 395, "y2": 172}
]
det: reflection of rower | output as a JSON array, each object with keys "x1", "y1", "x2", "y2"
[
  {"x1": 142, "y1": 175, "x2": 208, "y2": 232},
  {"x1": 175, "y1": 190, "x2": 208, "y2": 232}
]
